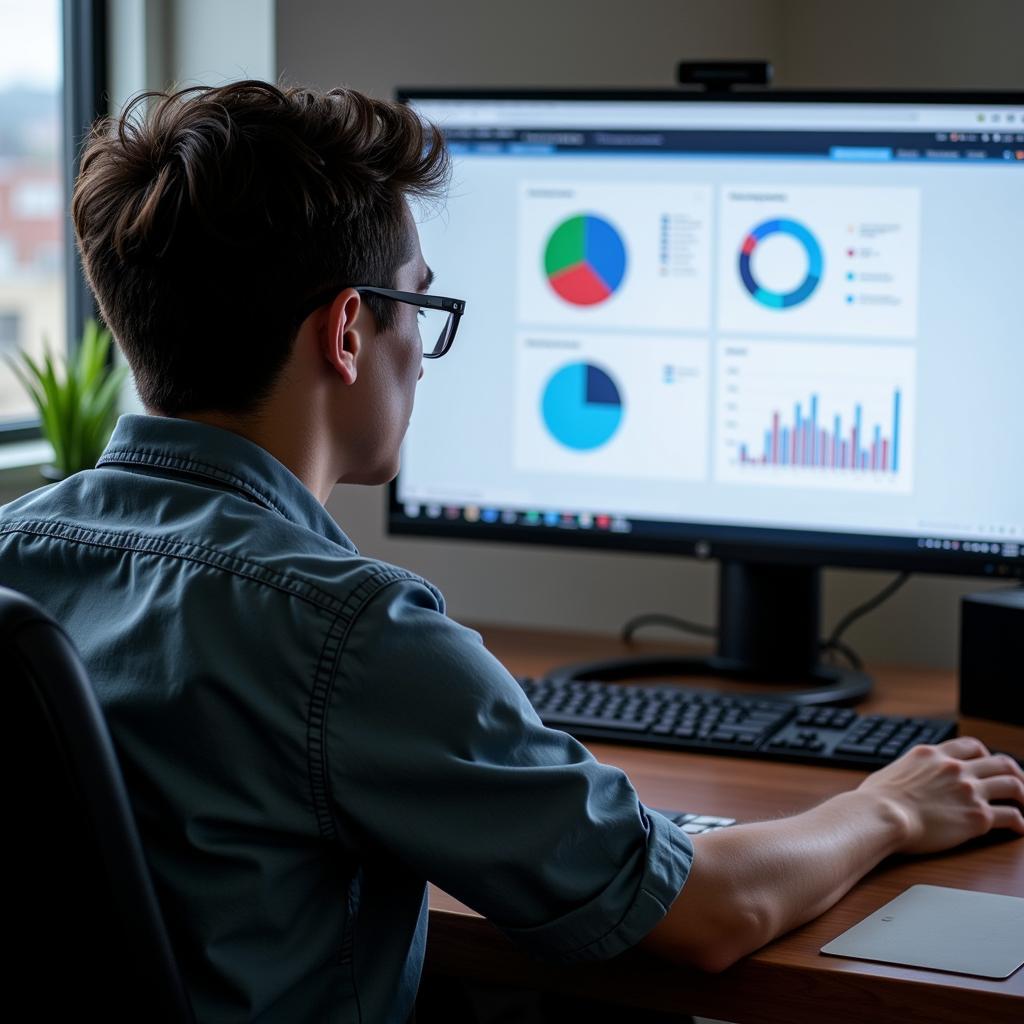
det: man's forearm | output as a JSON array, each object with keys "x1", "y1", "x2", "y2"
[
  {"x1": 715, "y1": 789, "x2": 908, "y2": 945},
  {"x1": 642, "y1": 789, "x2": 909, "y2": 971}
]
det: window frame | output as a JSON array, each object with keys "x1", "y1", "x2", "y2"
[{"x1": 0, "y1": 0, "x2": 107, "y2": 444}]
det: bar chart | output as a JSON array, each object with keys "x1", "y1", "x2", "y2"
[
  {"x1": 716, "y1": 340, "x2": 915, "y2": 493},
  {"x1": 738, "y1": 388, "x2": 902, "y2": 473}
]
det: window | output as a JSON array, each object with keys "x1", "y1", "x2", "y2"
[
  {"x1": 0, "y1": 312, "x2": 21, "y2": 351},
  {"x1": 0, "y1": 0, "x2": 65, "y2": 428}
]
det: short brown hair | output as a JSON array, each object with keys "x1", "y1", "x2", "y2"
[{"x1": 72, "y1": 80, "x2": 449, "y2": 415}]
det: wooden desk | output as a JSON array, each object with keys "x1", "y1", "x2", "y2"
[{"x1": 425, "y1": 626, "x2": 1024, "y2": 1024}]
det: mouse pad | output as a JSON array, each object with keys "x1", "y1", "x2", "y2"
[{"x1": 821, "y1": 884, "x2": 1024, "y2": 978}]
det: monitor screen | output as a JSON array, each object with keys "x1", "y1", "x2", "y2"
[{"x1": 391, "y1": 91, "x2": 1024, "y2": 579}]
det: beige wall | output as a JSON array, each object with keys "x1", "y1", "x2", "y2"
[
  {"x1": 108, "y1": 0, "x2": 276, "y2": 102},
  {"x1": 277, "y1": 0, "x2": 1024, "y2": 98},
  {"x1": 276, "y1": 0, "x2": 784, "y2": 96},
  {"x1": 190, "y1": 1, "x2": 1014, "y2": 670},
  {"x1": 775, "y1": 0, "x2": 1024, "y2": 89}
]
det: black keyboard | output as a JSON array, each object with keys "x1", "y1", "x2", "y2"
[{"x1": 519, "y1": 676, "x2": 957, "y2": 770}]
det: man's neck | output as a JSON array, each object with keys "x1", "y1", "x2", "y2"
[{"x1": 171, "y1": 408, "x2": 336, "y2": 505}]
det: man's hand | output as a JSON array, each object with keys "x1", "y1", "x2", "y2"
[{"x1": 858, "y1": 736, "x2": 1024, "y2": 854}]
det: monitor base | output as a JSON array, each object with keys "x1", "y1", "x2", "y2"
[
  {"x1": 541, "y1": 654, "x2": 872, "y2": 707},
  {"x1": 542, "y1": 560, "x2": 874, "y2": 706}
]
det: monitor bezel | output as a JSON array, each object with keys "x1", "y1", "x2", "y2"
[{"x1": 388, "y1": 86, "x2": 1024, "y2": 581}]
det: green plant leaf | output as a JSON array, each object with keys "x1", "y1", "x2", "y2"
[
  {"x1": 15, "y1": 346, "x2": 47, "y2": 387},
  {"x1": 51, "y1": 348, "x2": 82, "y2": 474},
  {"x1": 35, "y1": 350, "x2": 68, "y2": 472},
  {"x1": 77, "y1": 318, "x2": 111, "y2": 394},
  {"x1": 81, "y1": 365, "x2": 127, "y2": 465},
  {"x1": 76, "y1": 319, "x2": 93, "y2": 376},
  {"x1": 6, "y1": 320, "x2": 125, "y2": 475}
]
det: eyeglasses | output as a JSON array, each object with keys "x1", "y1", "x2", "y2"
[{"x1": 296, "y1": 285, "x2": 466, "y2": 359}]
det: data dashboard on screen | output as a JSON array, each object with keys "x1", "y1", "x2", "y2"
[{"x1": 395, "y1": 94, "x2": 1023, "y2": 566}]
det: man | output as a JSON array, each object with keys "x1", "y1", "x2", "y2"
[{"x1": 1, "y1": 81, "x2": 1021, "y2": 1023}]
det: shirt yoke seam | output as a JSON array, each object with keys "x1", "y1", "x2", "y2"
[
  {"x1": 0, "y1": 517, "x2": 416, "y2": 615},
  {"x1": 98, "y1": 448, "x2": 291, "y2": 519}
]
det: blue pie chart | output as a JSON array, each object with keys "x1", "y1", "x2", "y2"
[{"x1": 541, "y1": 362, "x2": 623, "y2": 451}]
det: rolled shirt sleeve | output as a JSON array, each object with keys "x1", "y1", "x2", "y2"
[{"x1": 325, "y1": 576, "x2": 693, "y2": 962}]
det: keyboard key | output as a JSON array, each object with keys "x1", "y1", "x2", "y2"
[{"x1": 835, "y1": 742, "x2": 882, "y2": 756}]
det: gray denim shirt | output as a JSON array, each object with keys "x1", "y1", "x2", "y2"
[{"x1": 0, "y1": 414, "x2": 692, "y2": 1023}]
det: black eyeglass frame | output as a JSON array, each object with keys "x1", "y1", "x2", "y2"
[{"x1": 297, "y1": 285, "x2": 466, "y2": 359}]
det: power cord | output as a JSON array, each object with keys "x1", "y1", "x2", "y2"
[
  {"x1": 621, "y1": 612, "x2": 717, "y2": 644},
  {"x1": 620, "y1": 572, "x2": 913, "y2": 673},
  {"x1": 819, "y1": 571, "x2": 911, "y2": 670}
]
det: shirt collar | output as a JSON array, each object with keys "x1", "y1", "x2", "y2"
[{"x1": 97, "y1": 414, "x2": 358, "y2": 553}]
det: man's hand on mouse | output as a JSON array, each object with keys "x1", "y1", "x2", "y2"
[{"x1": 858, "y1": 736, "x2": 1024, "y2": 855}]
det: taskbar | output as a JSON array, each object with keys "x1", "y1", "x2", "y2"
[
  {"x1": 396, "y1": 501, "x2": 1023, "y2": 567},
  {"x1": 402, "y1": 502, "x2": 632, "y2": 533}
]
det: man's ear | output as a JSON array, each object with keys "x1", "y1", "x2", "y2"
[{"x1": 322, "y1": 288, "x2": 363, "y2": 385}]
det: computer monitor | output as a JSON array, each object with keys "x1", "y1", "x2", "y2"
[{"x1": 390, "y1": 88, "x2": 1024, "y2": 701}]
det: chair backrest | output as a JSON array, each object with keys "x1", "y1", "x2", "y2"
[{"x1": 1, "y1": 586, "x2": 194, "y2": 1022}]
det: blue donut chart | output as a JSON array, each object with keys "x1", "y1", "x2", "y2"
[{"x1": 739, "y1": 218, "x2": 823, "y2": 309}]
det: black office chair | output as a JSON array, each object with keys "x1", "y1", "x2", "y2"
[{"x1": 1, "y1": 586, "x2": 195, "y2": 1022}]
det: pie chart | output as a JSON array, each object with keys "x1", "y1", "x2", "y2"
[
  {"x1": 541, "y1": 362, "x2": 623, "y2": 451},
  {"x1": 544, "y1": 214, "x2": 627, "y2": 306}
]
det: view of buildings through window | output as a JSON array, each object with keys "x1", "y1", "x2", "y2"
[{"x1": 0, "y1": 0, "x2": 64, "y2": 427}]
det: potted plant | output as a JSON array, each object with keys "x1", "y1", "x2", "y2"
[{"x1": 5, "y1": 318, "x2": 128, "y2": 481}]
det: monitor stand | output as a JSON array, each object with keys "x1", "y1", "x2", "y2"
[{"x1": 543, "y1": 559, "x2": 873, "y2": 706}]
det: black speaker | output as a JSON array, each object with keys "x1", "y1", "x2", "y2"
[{"x1": 959, "y1": 586, "x2": 1024, "y2": 726}]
